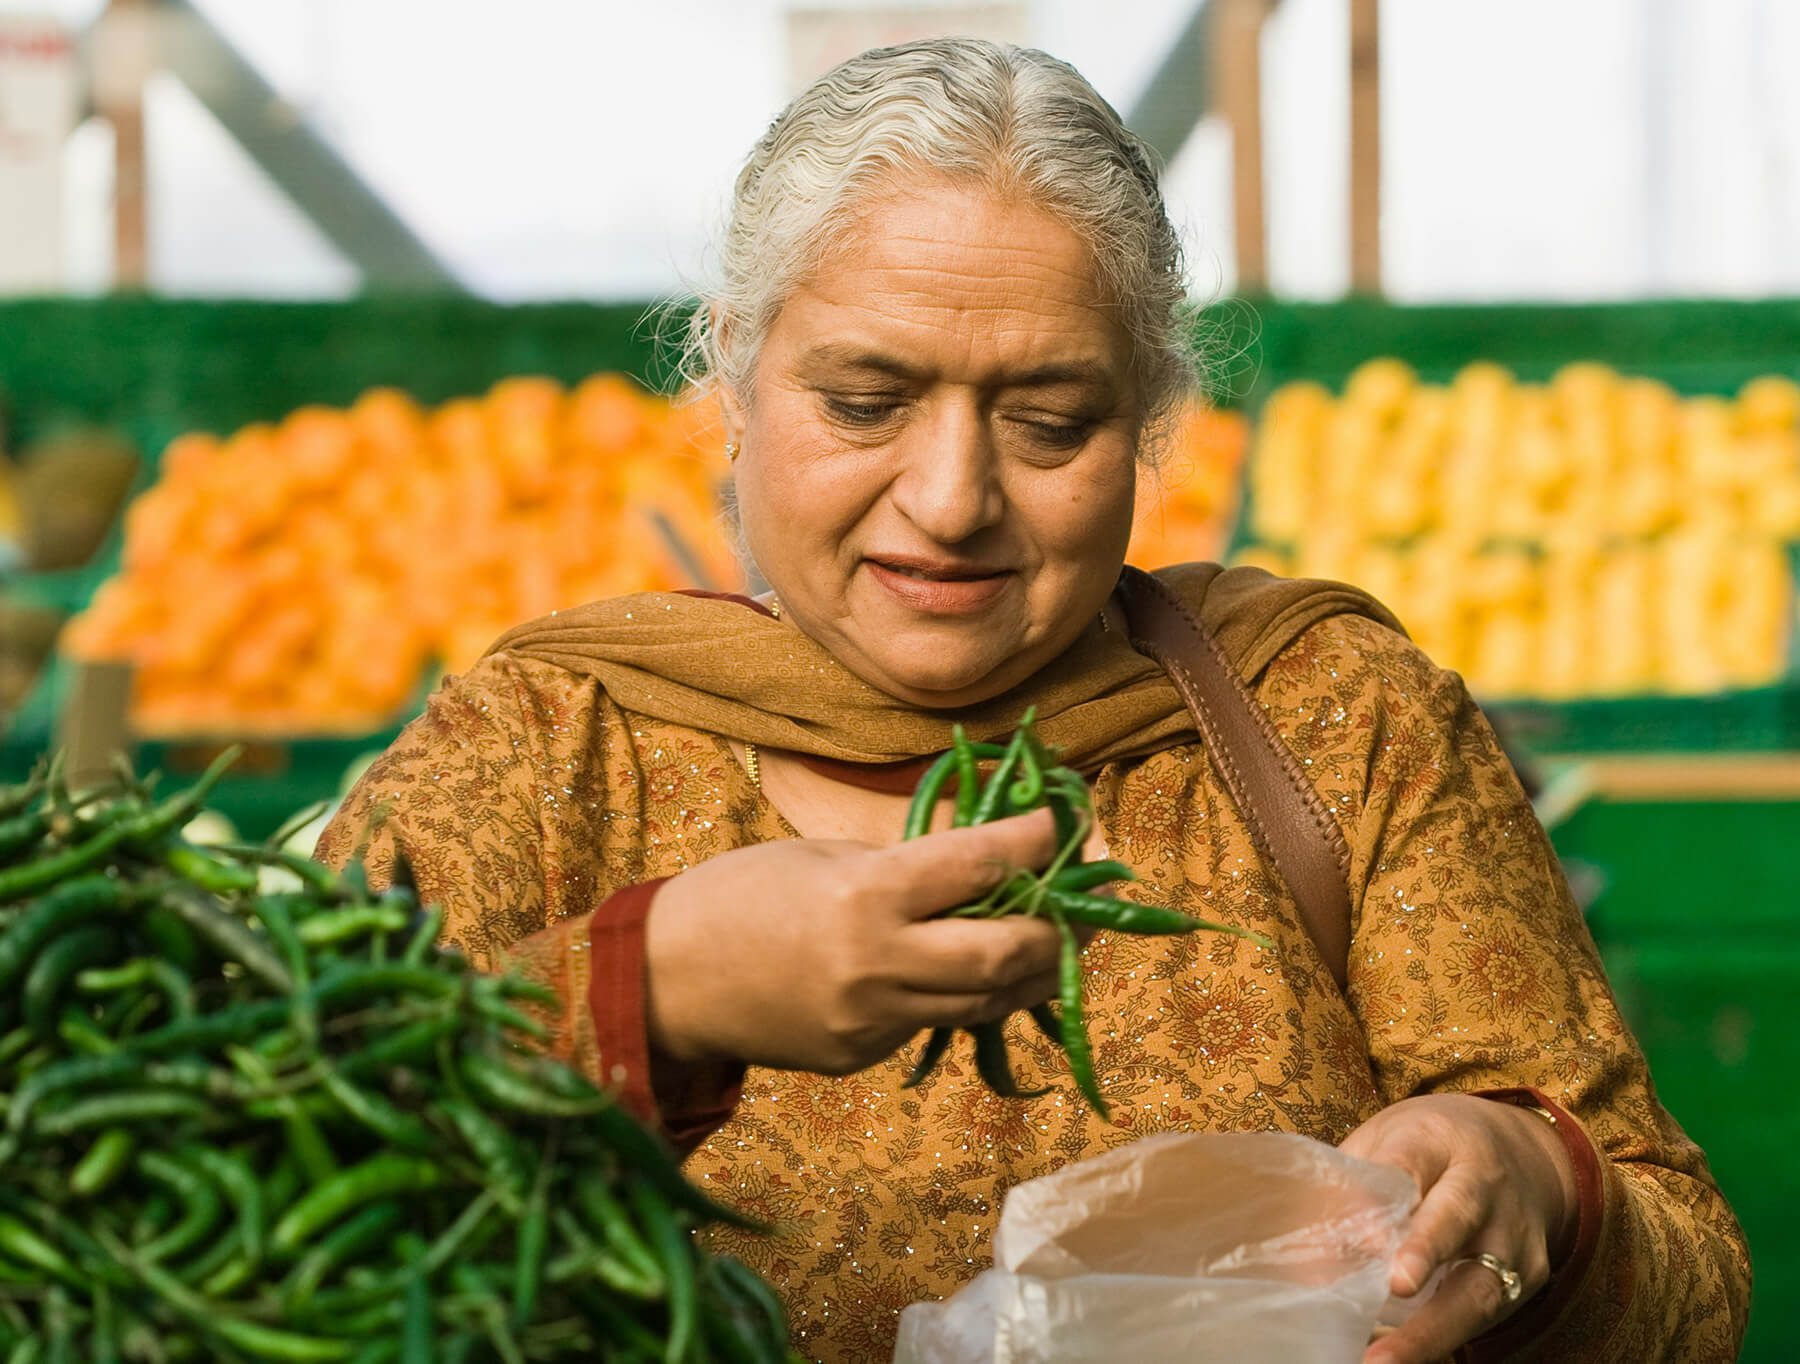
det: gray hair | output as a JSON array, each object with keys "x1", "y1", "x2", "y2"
[{"x1": 676, "y1": 37, "x2": 1200, "y2": 450}]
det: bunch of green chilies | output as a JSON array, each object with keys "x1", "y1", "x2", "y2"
[
  {"x1": 901, "y1": 710, "x2": 1270, "y2": 1119},
  {"x1": 0, "y1": 753, "x2": 795, "y2": 1364}
]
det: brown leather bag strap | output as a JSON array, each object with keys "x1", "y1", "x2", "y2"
[{"x1": 1113, "y1": 564, "x2": 1354, "y2": 990}]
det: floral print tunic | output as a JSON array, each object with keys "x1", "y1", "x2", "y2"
[{"x1": 318, "y1": 612, "x2": 1750, "y2": 1363}]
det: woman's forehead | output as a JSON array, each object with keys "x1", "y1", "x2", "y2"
[{"x1": 768, "y1": 183, "x2": 1132, "y2": 384}]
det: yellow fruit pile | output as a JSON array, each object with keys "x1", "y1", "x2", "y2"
[
  {"x1": 1240, "y1": 361, "x2": 1800, "y2": 698},
  {"x1": 1125, "y1": 404, "x2": 1248, "y2": 570},
  {"x1": 63, "y1": 376, "x2": 739, "y2": 736}
]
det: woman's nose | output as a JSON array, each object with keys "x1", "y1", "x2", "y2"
[{"x1": 889, "y1": 401, "x2": 1005, "y2": 543}]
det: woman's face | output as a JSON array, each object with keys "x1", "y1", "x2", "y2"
[{"x1": 728, "y1": 182, "x2": 1141, "y2": 709}]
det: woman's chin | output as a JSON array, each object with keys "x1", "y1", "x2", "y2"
[{"x1": 845, "y1": 644, "x2": 1025, "y2": 708}]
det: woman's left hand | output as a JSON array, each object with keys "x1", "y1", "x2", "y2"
[{"x1": 1340, "y1": 1093, "x2": 1579, "y2": 1364}]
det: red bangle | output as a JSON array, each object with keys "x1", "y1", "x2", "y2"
[{"x1": 1455, "y1": 1087, "x2": 1607, "y2": 1362}]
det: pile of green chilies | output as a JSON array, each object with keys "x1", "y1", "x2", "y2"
[
  {"x1": 0, "y1": 753, "x2": 794, "y2": 1364},
  {"x1": 901, "y1": 710, "x2": 1270, "y2": 1119}
]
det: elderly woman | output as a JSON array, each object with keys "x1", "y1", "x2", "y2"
[{"x1": 318, "y1": 37, "x2": 1748, "y2": 1364}]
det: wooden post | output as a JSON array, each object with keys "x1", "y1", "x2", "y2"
[
  {"x1": 93, "y1": 0, "x2": 153, "y2": 287},
  {"x1": 55, "y1": 661, "x2": 133, "y2": 791},
  {"x1": 1213, "y1": 0, "x2": 1272, "y2": 294},
  {"x1": 1348, "y1": 0, "x2": 1382, "y2": 293}
]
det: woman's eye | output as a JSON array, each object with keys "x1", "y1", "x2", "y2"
[
  {"x1": 1019, "y1": 419, "x2": 1092, "y2": 451},
  {"x1": 824, "y1": 396, "x2": 900, "y2": 426}
]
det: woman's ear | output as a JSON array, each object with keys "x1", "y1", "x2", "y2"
[
  {"x1": 710, "y1": 306, "x2": 748, "y2": 443},
  {"x1": 718, "y1": 382, "x2": 747, "y2": 444}
]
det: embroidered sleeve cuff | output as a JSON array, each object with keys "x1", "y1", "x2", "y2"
[
  {"x1": 1458, "y1": 1087, "x2": 1609, "y2": 1362},
  {"x1": 587, "y1": 878, "x2": 745, "y2": 1153}
]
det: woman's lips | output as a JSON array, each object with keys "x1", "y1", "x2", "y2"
[{"x1": 865, "y1": 560, "x2": 1013, "y2": 614}]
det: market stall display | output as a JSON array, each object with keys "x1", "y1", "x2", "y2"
[
  {"x1": 0, "y1": 755, "x2": 795, "y2": 1362},
  {"x1": 48, "y1": 384, "x2": 1245, "y2": 742},
  {"x1": 1237, "y1": 360, "x2": 1800, "y2": 699}
]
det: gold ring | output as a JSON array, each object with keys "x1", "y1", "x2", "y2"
[{"x1": 1467, "y1": 1252, "x2": 1524, "y2": 1306}]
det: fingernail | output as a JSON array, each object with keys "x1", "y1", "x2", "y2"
[{"x1": 1393, "y1": 1255, "x2": 1423, "y2": 1295}]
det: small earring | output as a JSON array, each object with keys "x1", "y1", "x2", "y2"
[{"x1": 725, "y1": 441, "x2": 740, "y2": 462}]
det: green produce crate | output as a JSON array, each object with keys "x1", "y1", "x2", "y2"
[
  {"x1": 1554, "y1": 798, "x2": 1800, "y2": 1363},
  {"x1": 1487, "y1": 687, "x2": 1800, "y2": 755}
]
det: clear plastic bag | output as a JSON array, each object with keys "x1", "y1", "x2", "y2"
[{"x1": 893, "y1": 1130, "x2": 1418, "y2": 1364}]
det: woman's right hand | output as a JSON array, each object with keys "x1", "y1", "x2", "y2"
[{"x1": 644, "y1": 808, "x2": 1065, "y2": 1075}]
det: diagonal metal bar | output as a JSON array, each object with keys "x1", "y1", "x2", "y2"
[
  {"x1": 153, "y1": 0, "x2": 463, "y2": 292},
  {"x1": 1123, "y1": 1, "x2": 1215, "y2": 168}
]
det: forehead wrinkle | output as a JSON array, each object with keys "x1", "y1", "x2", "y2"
[{"x1": 796, "y1": 273, "x2": 1124, "y2": 387}]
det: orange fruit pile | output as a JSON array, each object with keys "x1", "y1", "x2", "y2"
[{"x1": 63, "y1": 376, "x2": 739, "y2": 736}]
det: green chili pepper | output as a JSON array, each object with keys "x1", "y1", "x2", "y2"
[
  {"x1": 320, "y1": 1067, "x2": 433, "y2": 1152},
  {"x1": 228, "y1": 1047, "x2": 339, "y2": 1186},
  {"x1": 0, "y1": 1215, "x2": 78, "y2": 1286},
  {"x1": 270, "y1": 1153, "x2": 445, "y2": 1257},
  {"x1": 1036, "y1": 887, "x2": 1201, "y2": 935},
  {"x1": 970, "y1": 1021, "x2": 1048, "y2": 1099},
  {"x1": 1027, "y1": 1001, "x2": 1062, "y2": 1046},
  {"x1": 8, "y1": 1051, "x2": 142, "y2": 1134},
  {"x1": 1055, "y1": 916, "x2": 1109, "y2": 1119},
  {"x1": 401, "y1": 1268, "x2": 432, "y2": 1364},
  {"x1": 337, "y1": 1009, "x2": 458, "y2": 1081},
  {"x1": 76, "y1": 957, "x2": 195, "y2": 1021},
  {"x1": 156, "y1": 839, "x2": 259, "y2": 895},
  {"x1": 902, "y1": 751, "x2": 959, "y2": 841},
  {"x1": 249, "y1": 892, "x2": 311, "y2": 995},
  {"x1": 0, "y1": 877, "x2": 130, "y2": 991},
  {"x1": 0, "y1": 769, "x2": 45, "y2": 821},
  {"x1": 0, "y1": 811, "x2": 47, "y2": 864},
  {"x1": 968, "y1": 727, "x2": 1027, "y2": 825},
  {"x1": 182, "y1": 1144, "x2": 264, "y2": 1268},
  {"x1": 0, "y1": 747, "x2": 237, "y2": 905},
  {"x1": 418, "y1": 1188, "x2": 500, "y2": 1279},
  {"x1": 1042, "y1": 886, "x2": 1270, "y2": 942},
  {"x1": 437, "y1": 1099, "x2": 530, "y2": 1200},
  {"x1": 23, "y1": 926, "x2": 118, "y2": 1039},
  {"x1": 280, "y1": 1201, "x2": 403, "y2": 1313},
  {"x1": 69, "y1": 1127, "x2": 136, "y2": 1197},
  {"x1": 1008, "y1": 739, "x2": 1045, "y2": 809},
  {"x1": 511, "y1": 1159, "x2": 552, "y2": 1327},
  {"x1": 135, "y1": 1150, "x2": 223, "y2": 1265},
  {"x1": 157, "y1": 887, "x2": 293, "y2": 994},
  {"x1": 55, "y1": 1005, "x2": 116, "y2": 1056},
  {"x1": 122, "y1": 997, "x2": 289, "y2": 1058},
  {"x1": 297, "y1": 904, "x2": 410, "y2": 948},
  {"x1": 460, "y1": 1048, "x2": 609, "y2": 1120},
  {"x1": 1047, "y1": 859, "x2": 1137, "y2": 894},
  {"x1": 450, "y1": 1263, "x2": 526, "y2": 1364},
  {"x1": 264, "y1": 800, "x2": 332, "y2": 854},
  {"x1": 402, "y1": 905, "x2": 443, "y2": 966},
  {"x1": 628, "y1": 1181, "x2": 698, "y2": 1364},
  {"x1": 901, "y1": 1025, "x2": 954, "y2": 1089},
  {"x1": 169, "y1": 1221, "x2": 241, "y2": 1289},
  {"x1": 137, "y1": 905, "x2": 203, "y2": 976},
  {"x1": 309, "y1": 962, "x2": 460, "y2": 1012},
  {"x1": 951, "y1": 726, "x2": 979, "y2": 827},
  {"x1": 576, "y1": 1172, "x2": 666, "y2": 1298}
]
